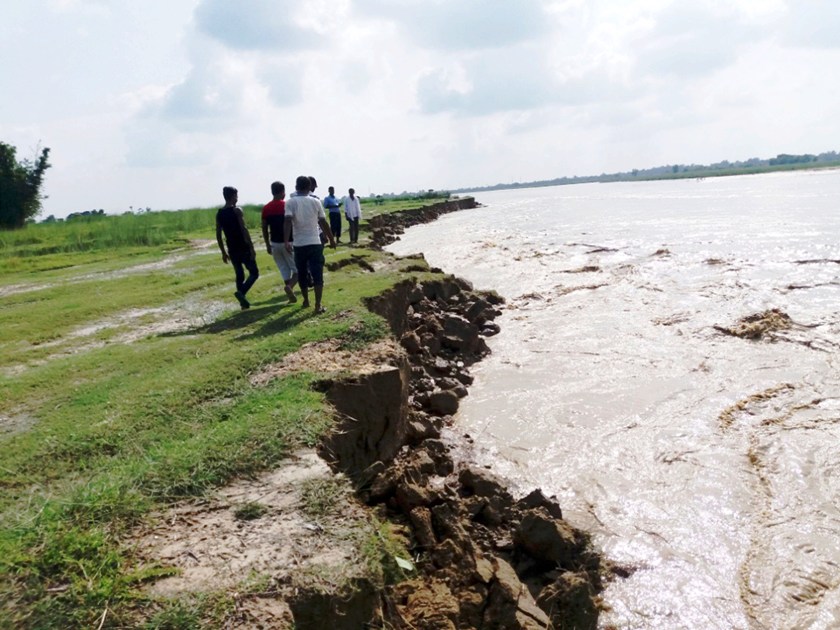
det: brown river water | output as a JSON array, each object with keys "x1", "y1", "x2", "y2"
[{"x1": 388, "y1": 170, "x2": 840, "y2": 629}]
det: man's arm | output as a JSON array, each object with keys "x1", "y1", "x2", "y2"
[
  {"x1": 318, "y1": 217, "x2": 336, "y2": 248},
  {"x1": 216, "y1": 218, "x2": 229, "y2": 264},
  {"x1": 284, "y1": 216, "x2": 294, "y2": 253},
  {"x1": 261, "y1": 218, "x2": 271, "y2": 254}
]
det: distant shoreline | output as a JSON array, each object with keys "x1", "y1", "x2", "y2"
[{"x1": 454, "y1": 159, "x2": 840, "y2": 195}]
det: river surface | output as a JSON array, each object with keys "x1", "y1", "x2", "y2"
[{"x1": 387, "y1": 170, "x2": 840, "y2": 629}]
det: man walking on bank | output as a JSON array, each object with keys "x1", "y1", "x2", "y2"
[
  {"x1": 284, "y1": 175, "x2": 335, "y2": 314},
  {"x1": 324, "y1": 186, "x2": 342, "y2": 243},
  {"x1": 216, "y1": 186, "x2": 259, "y2": 309}
]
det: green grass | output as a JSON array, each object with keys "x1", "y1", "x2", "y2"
[{"x1": 0, "y1": 195, "x2": 456, "y2": 628}]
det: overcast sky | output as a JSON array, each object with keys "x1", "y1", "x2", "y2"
[{"x1": 2, "y1": 0, "x2": 839, "y2": 217}]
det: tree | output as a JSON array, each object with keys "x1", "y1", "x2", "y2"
[{"x1": 0, "y1": 142, "x2": 51, "y2": 229}]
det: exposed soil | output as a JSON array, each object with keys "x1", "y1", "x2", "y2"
[
  {"x1": 0, "y1": 411, "x2": 37, "y2": 437},
  {"x1": 249, "y1": 338, "x2": 400, "y2": 387},
  {"x1": 135, "y1": 451, "x2": 375, "y2": 629}
]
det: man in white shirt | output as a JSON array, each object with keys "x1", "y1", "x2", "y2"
[
  {"x1": 343, "y1": 188, "x2": 362, "y2": 244},
  {"x1": 284, "y1": 175, "x2": 335, "y2": 313}
]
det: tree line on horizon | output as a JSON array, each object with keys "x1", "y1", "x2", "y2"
[{"x1": 453, "y1": 150, "x2": 840, "y2": 193}]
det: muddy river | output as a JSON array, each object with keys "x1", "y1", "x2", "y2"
[{"x1": 387, "y1": 170, "x2": 840, "y2": 629}]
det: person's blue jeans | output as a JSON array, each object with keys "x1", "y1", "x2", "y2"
[{"x1": 231, "y1": 253, "x2": 259, "y2": 295}]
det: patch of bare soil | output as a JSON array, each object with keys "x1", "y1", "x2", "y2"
[
  {"x1": 0, "y1": 282, "x2": 52, "y2": 298},
  {"x1": 250, "y1": 338, "x2": 400, "y2": 387},
  {"x1": 0, "y1": 411, "x2": 36, "y2": 437},
  {"x1": 135, "y1": 451, "x2": 374, "y2": 627},
  {"x1": 326, "y1": 254, "x2": 375, "y2": 273}
]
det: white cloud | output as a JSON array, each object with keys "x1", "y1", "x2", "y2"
[
  {"x1": 632, "y1": 3, "x2": 763, "y2": 78},
  {"x1": 353, "y1": 0, "x2": 549, "y2": 50},
  {"x1": 782, "y1": 1, "x2": 840, "y2": 49},
  {"x1": 195, "y1": 0, "x2": 322, "y2": 51}
]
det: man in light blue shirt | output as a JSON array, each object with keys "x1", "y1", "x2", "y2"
[{"x1": 324, "y1": 186, "x2": 342, "y2": 243}]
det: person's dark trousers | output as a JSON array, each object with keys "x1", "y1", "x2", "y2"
[
  {"x1": 348, "y1": 218, "x2": 359, "y2": 243},
  {"x1": 231, "y1": 254, "x2": 259, "y2": 295},
  {"x1": 293, "y1": 244, "x2": 325, "y2": 289},
  {"x1": 329, "y1": 211, "x2": 342, "y2": 240}
]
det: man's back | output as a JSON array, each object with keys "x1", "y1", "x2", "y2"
[
  {"x1": 261, "y1": 199, "x2": 286, "y2": 243},
  {"x1": 216, "y1": 205, "x2": 251, "y2": 256},
  {"x1": 285, "y1": 195, "x2": 324, "y2": 247}
]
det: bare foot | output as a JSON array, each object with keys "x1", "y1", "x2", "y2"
[
  {"x1": 284, "y1": 285, "x2": 297, "y2": 303},
  {"x1": 315, "y1": 306, "x2": 326, "y2": 314},
  {"x1": 301, "y1": 301, "x2": 310, "y2": 308}
]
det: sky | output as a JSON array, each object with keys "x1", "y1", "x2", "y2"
[{"x1": 2, "y1": 0, "x2": 839, "y2": 218}]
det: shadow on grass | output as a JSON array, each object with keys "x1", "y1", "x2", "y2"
[
  {"x1": 237, "y1": 303, "x2": 327, "y2": 341},
  {"x1": 158, "y1": 295, "x2": 312, "y2": 338}
]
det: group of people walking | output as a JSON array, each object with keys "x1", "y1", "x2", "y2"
[{"x1": 215, "y1": 176, "x2": 363, "y2": 314}]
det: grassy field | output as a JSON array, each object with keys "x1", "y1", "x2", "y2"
[{"x1": 0, "y1": 197, "x2": 451, "y2": 628}]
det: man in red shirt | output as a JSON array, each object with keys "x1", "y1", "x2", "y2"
[{"x1": 261, "y1": 181, "x2": 298, "y2": 303}]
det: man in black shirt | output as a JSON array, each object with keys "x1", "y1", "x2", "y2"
[{"x1": 216, "y1": 186, "x2": 259, "y2": 309}]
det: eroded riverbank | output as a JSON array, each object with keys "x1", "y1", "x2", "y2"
[{"x1": 131, "y1": 199, "x2": 604, "y2": 628}]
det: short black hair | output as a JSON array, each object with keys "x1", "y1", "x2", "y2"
[
  {"x1": 270, "y1": 181, "x2": 284, "y2": 196},
  {"x1": 223, "y1": 186, "x2": 238, "y2": 201},
  {"x1": 308, "y1": 176, "x2": 317, "y2": 190},
  {"x1": 295, "y1": 175, "x2": 311, "y2": 192}
]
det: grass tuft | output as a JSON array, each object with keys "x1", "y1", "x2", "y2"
[{"x1": 233, "y1": 502, "x2": 268, "y2": 521}]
